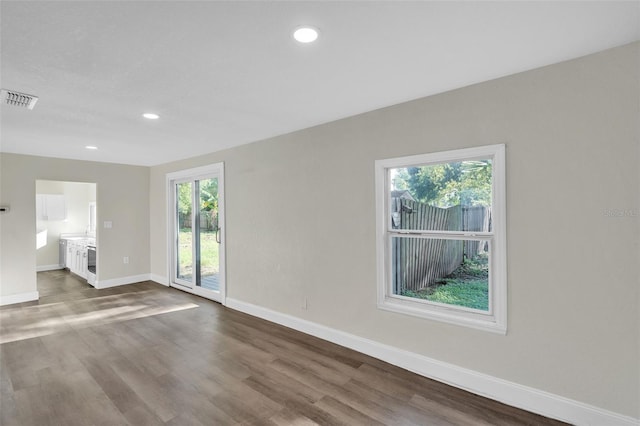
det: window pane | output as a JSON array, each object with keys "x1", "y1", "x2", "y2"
[
  {"x1": 176, "y1": 182, "x2": 192, "y2": 281},
  {"x1": 390, "y1": 160, "x2": 492, "y2": 232},
  {"x1": 391, "y1": 236, "x2": 489, "y2": 311},
  {"x1": 197, "y1": 178, "x2": 220, "y2": 292}
]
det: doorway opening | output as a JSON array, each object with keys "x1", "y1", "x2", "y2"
[{"x1": 35, "y1": 180, "x2": 97, "y2": 292}]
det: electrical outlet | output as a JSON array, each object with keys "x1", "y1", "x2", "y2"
[{"x1": 123, "y1": 256, "x2": 129, "y2": 264}]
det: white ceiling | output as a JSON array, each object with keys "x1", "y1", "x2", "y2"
[{"x1": 1, "y1": 1, "x2": 638, "y2": 166}]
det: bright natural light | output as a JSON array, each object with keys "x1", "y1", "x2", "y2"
[
  {"x1": 36, "y1": 229, "x2": 47, "y2": 249},
  {"x1": 0, "y1": 292, "x2": 199, "y2": 344}
]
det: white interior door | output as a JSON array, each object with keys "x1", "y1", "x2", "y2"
[{"x1": 169, "y1": 163, "x2": 225, "y2": 303}]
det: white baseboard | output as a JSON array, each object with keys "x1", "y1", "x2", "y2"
[
  {"x1": 150, "y1": 274, "x2": 169, "y2": 286},
  {"x1": 95, "y1": 274, "x2": 151, "y2": 289},
  {"x1": 36, "y1": 264, "x2": 64, "y2": 272},
  {"x1": 225, "y1": 298, "x2": 639, "y2": 426},
  {"x1": 0, "y1": 291, "x2": 39, "y2": 306}
]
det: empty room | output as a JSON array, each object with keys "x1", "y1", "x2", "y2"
[{"x1": 1, "y1": 1, "x2": 638, "y2": 425}]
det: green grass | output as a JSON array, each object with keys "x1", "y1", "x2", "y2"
[
  {"x1": 421, "y1": 278, "x2": 487, "y2": 310},
  {"x1": 401, "y1": 255, "x2": 489, "y2": 311},
  {"x1": 177, "y1": 229, "x2": 219, "y2": 278}
]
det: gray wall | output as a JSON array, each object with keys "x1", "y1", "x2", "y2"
[
  {"x1": 0, "y1": 154, "x2": 150, "y2": 295},
  {"x1": 150, "y1": 43, "x2": 639, "y2": 417}
]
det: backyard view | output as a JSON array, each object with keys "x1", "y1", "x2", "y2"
[
  {"x1": 401, "y1": 253, "x2": 489, "y2": 311},
  {"x1": 391, "y1": 159, "x2": 492, "y2": 311},
  {"x1": 177, "y1": 229, "x2": 220, "y2": 278},
  {"x1": 176, "y1": 178, "x2": 220, "y2": 288}
]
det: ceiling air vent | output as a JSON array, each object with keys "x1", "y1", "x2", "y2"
[{"x1": 1, "y1": 89, "x2": 38, "y2": 110}]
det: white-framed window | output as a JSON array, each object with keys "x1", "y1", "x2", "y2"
[{"x1": 375, "y1": 144, "x2": 507, "y2": 334}]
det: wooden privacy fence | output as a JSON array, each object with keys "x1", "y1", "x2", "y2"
[
  {"x1": 463, "y1": 205, "x2": 491, "y2": 257},
  {"x1": 179, "y1": 212, "x2": 218, "y2": 231},
  {"x1": 392, "y1": 198, "x2": 491, "y2": 293}
]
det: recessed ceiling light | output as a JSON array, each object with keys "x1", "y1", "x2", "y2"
[
  {"x1": 143, "y1": 113, "x2": 159, "y2": 120},
  {"x1": 85, "y1": 146, "x2": 98, "y2": 150},
  {"x1": 293, "y1": 26, "x2": 319, "y2": 43}
]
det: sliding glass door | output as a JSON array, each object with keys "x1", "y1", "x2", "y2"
[{"x1": 170, "y1": 164, "x2": 225, "y2": 303}]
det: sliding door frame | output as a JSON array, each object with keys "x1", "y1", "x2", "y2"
[{"x1": 166, "y1": 163, "x2": 226, "y2": 305}]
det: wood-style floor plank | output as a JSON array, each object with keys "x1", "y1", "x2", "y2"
[{"x1": 0, "y1": 271, "x2": 569, "y2": 425}]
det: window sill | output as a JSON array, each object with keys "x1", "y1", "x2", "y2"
[{"x1": 378, "y1": 297, "x2": 507, "y2": 335}]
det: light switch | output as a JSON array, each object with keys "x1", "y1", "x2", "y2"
[{"x1": 104, "y1": 221, "x2": 113, "y2": 229}]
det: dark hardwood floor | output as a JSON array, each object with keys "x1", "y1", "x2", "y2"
[{"x1": 0, "y1": 270, "x2": 567, "y2": 425}]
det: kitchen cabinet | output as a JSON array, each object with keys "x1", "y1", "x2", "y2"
[
  {"x1": 75, "y1": 243, "x2": 88, "y2": 279},
  {"x1": 65, "y1": 240, "x2": 88, "y2": 279}
]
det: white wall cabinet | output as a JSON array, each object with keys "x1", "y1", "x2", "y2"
[{"x1": 36, "y1": 194, "x2": 67, "y2": 221}]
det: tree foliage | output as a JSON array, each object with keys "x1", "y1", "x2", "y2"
[
  {"x1": 177, "y1": 179, "x2": 218, "y2": 216},
  {"x1": 177, "y1": 183, "x2": 192, "y2": 216},
  {"x1": 393, "y1": 160, "x2": 492, "y2": 207},
  {"x1": 199, "y1": 179, "x2": 218, "y2": 213}
]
